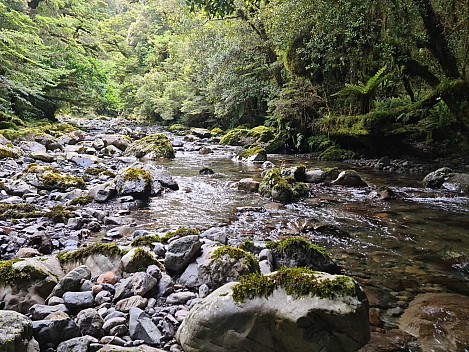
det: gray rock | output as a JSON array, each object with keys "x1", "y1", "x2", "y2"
[
  {"x1": 166, "y1": 291, "x2": 197, "y2": 305},
  {"x1": 237, "y1": 178, "x2": 260, "y2": 192},
  {"x1": 332, "y1": 170, "x2": 368, "y2": 187},
  {"x1": 101, "y1": 134, "x2": 130, "y2": 151},
  {"x1": 115, "y1": 295, "x2": 147, "y2": 313},
  {"x1": 95, "y1": 290, "x2": 113, "y2": 305},
  {"x1": 0, "y1": 310, "x2": 40, "y2": 352},
  {"x1": 156, "y1": 273, "x2": 174, "y2": 297},
  {"x1": 88, "y1": 181, "x2": 117, "y2": 203},
  {"x1": 103, "y1": 317, "x2": 127, "y2": 334},
  {"x1": 62, "y1": 291, "x2": 94, "y2": 311},
  {"x1": 48, "y1": 265, "x2": 91, "y2": 299},
  {"x1": 32, "y1": 317, "x2": 80, "y2": 349},
  {"x1": 29, "y1": 151, "x2": 55, "y2": 163},
  {"x1": 422, "y1": 167, "x2": 453, "y2": 189},
  {"x1": 29, "y1": 304, "x2": 69, "y2": 320},
  {"x1": 304, "y1": 169, "x2": 327, "y2": 183},
  {"x1": 132, "y1": 272, "x2": 159, "y2": 296},
  {"x1": 190, "y1": 128, "x2": 212, "y2": 138},
  {"x1": 113, "y1": 277, "x2": 134, "y2": 302},
  {"x1": 129, "y1": 307, "x2": 163, "y2": 345},
  {"x1": 57, "y1": 335, "x2": 98, "y2": 352},
  {"x1": 76, "y1": 308, "x2": 104, "y2": 338},
  {"x1": 146, "y1": 265, "x2": 163, "y2": 280},
  {"x1": 164, "y1": 235, "x2": 201, "y2": 274},
  {"x1": 177, "y1": 273, "x2": 370, "y2": 352},
  {"x1": 442, "y1": 173, "x2": 469, "y2": 194}
]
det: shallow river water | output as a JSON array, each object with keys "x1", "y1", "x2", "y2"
[{"x1": 126, "y1": 137, "x2": 469, "y2": 333}]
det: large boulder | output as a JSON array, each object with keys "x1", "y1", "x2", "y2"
[
  {"x1": 129, "y1": 307, "x2": 163, "y2": 346},
  {"x1": 124, "y1": 134, "x2": 175, "y2": 159},
  {"x1": 115, "y1": 167, "x2": 154, "y2": 200},
  {"x1": 101, "y1": 134, "x2": 130, "y2": 151},
  {"x1": 0, "y1": 310, "x2": 40, "y2": 352},
  {"x1": 234, "y1": 146, "x2": 267, "y2": 162},
  {"x1": 422, "y1": 167, "x2": 452, "y2": 188},
  {"x1": 177, "y1": 268, "x2": 370, "y2": 352},
  {"x1": 0, "y1": 257, "x2": 62, "y2": 313},
  {"x1": 442, "y1": 173, "x2": 469, "y2": 194},
  {"x1": 21, "y1": 164, "x2": 85, "y2": 191},
  {"x1": 47, "y1": 265, "x2": 91, "y2": 300},
  {"x1": 399, "y1": 293, "x2": 469, "y2": 351},
  {"x1": 332, "y1": 170, "x2": 368, "y2": 187},
  {"x1": 32, "y1": 316, "x2": 81, "y2": 349},
  {"x1": 259, "y1": 168, "x2": 309, "y2": 203}
]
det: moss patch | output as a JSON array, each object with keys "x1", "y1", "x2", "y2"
[
  {"x1": 46, "y1": 205, "x2": 72, "y2": 223},
  {"x1": 131, "y1": 235, "x2": 161, "y2": 247},
  {"x1": 0, "y1": 259, "x2": 49, "y2": 285},
  {"x1": 84, "y1": 167, "x2": 116, "y2": 179},
  {"x1": 232, "y1": 267, "x2": 356, "y2": 303},
  {"x1": 238, "y1": 239, "x2": 254, "y2": 252},
  {"x1": 220, "y1": 126, "x2": 275, "y2": 149},
  {"x1": 0, "y1": 203, "x2": 44, "y2": 220},
  {"x1": 160, "y1": 228, "x2": 199, "y2": 244},
  {"x1": 266, "y1": 237, "x2": 328, "y2": 258},
  {"x1": 237, "y1": 146, "x2": 266, "y2": 159},
  {"x1": 319, "y1": 146, "x2": 356, "y2": 161},
  {"x1": 211, "y1": 127, "x2": 224, "y2": 136},
  {"x1": 211, "y1": 246, "x2": 260, "y2": 273},
  {"x1": 259, "y1": 168, "x2": 309, "y2": 203},
  {"x1": 0, "y1": 146, "x2": 19, "y2": 159},
  {"x1": 42, "y1": 171, "x2": 86, "y2": 191},
  {"x1": 125, "y1": 133, "x2": 175, "y2": 159},
  {"x1": 168, "y1": 124, "x2": 189, "y2": 132},
  {"x1": 56, "y1": 243, "x2": 122, "y2": 264},
  {"x1": 69, "y1": 195, "x2": 94, "y2": 206},
  {"x1": 131, "y1": 248, "x2": 164, "y2": 271}
]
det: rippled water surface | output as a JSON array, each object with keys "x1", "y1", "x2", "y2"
[{"x1": 129, "y1": 139, "x2": 469, "y2": 330}]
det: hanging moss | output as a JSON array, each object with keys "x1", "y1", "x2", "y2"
[
  {"x1": 69, "y1": 195, "x2": 94, "y2": 206},
  {"x1": 232, "y1": 267, "x2": 356, "y2": 303},
  {"x1": 131, "y1": 235, "x2": 161, "y2": 247},
  {"x1": 0, "y1": 203, "x2": 44, "y2": 220},
  {"x1": 56, "y1": 243, "x2": 122, "y2": 264},
  {"x1": 160, "y1": 228, "x2": 199, "y2": 244},
  {"x1": 46, "y1": 205, "x2": 72, "y2": 223},
  {"x1": 0, "y1": 259, "x2": 49, "y2": 285},
  {"x1": 266, "y1": 237, "x2": 328, "y2": 258},
  {"x1": 211, "y1": 246, "x2": 260, "y2": 273}
]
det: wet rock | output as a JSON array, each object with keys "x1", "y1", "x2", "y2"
[
  {"x1": 399, "y1": 293, "x2": 469, "y2": 351},
  {"x1": 199, "y1": 146, "x2": 212, "y2": 155},
  {"x1": 235, "y1": 146, "x2": 267, "y2": 162},
  {"x1": 442, "y1": 173, "x2": 469, "y2": 194},
  {"x1": 29, "y1": 304, "x2": 69, "y2": 320},
  {"x1": 88, "y1": 181, "x2": 116, "y2": 202},
  {"x1": 0, "y1": 310, "x2": 40, "y2": 352},
  {"x1": 129, "y1": 307, "x2": 163, "y2": 346},
  {"x1": 56, "y1": 335, "x2": 98, "y2": 352},
  {"x1": 259, "y1": 167, "x2": 309, "y2": 203},
  {"x1": 164, "y1": 235, "x2": 202, "y2": 274},
  {"x1": 76, "y1": 308, "x2": 105, "y2": 338},
  {"x1": 32, "y1": 316, "x2": 80, "y2": 349},
  {"x1": 422, "y1": 167, "x2": 452, "y2": 189},
  {"x1": 237, "y1": 178, "x2": 259, "y2": 192},
  {"x1": 190, "y1": 128, "x2": 212, "y2": 139},
  {"x1": 177, "y1": 271, "x2": 370, "y2": 352},
  {"x1": 199, "y1": 167, "x2": 214, "y2": 175},
  {"x1": 115, "y1": 167, "x2": 153, "y2": 200},
  {"x1": 48, "y1": 265, "x2": 91, "y2": 299},
  {"x1": 332, "y1": 170, "x2": 368, "y2": 187},
  {"x1": 63, "y1": 291, "x2": 94, "y2": 311}
]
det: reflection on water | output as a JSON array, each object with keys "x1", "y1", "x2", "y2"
[{"x1": 132, "y1": 145, "x2": 469, "y2": 304}]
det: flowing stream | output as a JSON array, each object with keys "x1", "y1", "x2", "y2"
[{"x1": 122, "y1": 134, "x2": 469, "y2": 333}]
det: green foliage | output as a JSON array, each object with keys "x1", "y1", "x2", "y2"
[
  {"x1": 131, "y1": 235, "x2": 161, "y2": 247},
  {"x1": 56, "y1": 243, "x2": 122, "y2": 264},
  {"x1": 69, "y1": 195, "x2": 94, "y2": 206},
  {"x1": 125, "y1": 134, "x2": 175, "y2": 159},
  {"x1": 232, "y1": 267, "x2": 356, "y2": 303},
  {"x1": 319, "y1": 146, "x2": 356, "y2": 161}
]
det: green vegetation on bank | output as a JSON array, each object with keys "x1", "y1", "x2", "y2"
[{"x1": 1, "y1": 0, "x2": 468, "y2": 158}]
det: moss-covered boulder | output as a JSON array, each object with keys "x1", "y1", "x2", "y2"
[
  {"x1": 124, "y1": 133, "x2": 175, "y2": 159},
  {"x1": 0, "y1": 257, "x2": 63, "y2": 313},
  {"x1": 177, "y1": 267, "x2": 370, "y2": 352},
  {"x1": 267, "y1": 237, "x2": 341, "y2": 274},
  {"x1": 21, "y1": 164, "x2": 85, "y2": 191},
  {"x1": 121, "y1": 248, "x2": 161, "y2": 273},
  {"x1": 318, "y1": 145, "x2": 356, "y2": 161},
  {"x1": 220, "y1": 126, "x2": 282, "y2": 152},
  {"x1": 0, "y1": 145, "x2": 22, "y2": 159},
  {"x1": 0, "y1": 310, "x2": 39, "y2": 352},
  {"x1": 234, "y1": 146, "x2": 267, "y2": 162},
  {"x1": 196, "y1": 246, "x2": 260, "y2": 290},
  {"x1": 259, "y1": 167, "x2": 310, "y2": 203},
  {"x1": 115, "y1": 167, "x2": 153, "y2": 200}
]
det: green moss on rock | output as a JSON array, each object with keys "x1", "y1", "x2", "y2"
[
  {"x1": 220, "y1": 126, "x2": 275, "y2": 148},
  {"x1": 131, "y1": 247, "x2": 163, "y2": 271},
  {"x1": 46, "y1": 205, "x2": 72, "y2": 223},
  {"x1": 0, "y1": 203, "x2": 44, "y2": 220},
  {"x1": 168, "y1": 124, "x2": 189, "y2": 132},
  {"x1": 84, "y1": 167, "x2": 116, "y2": 178},
  {"x1": 131, "y1": 235, "x2": 161, "y2": 247},
  {"x1": 238, "y1": 239, "x2": 254, "y2": 252},
  {"x1": 161, "y1": 228, "x2": 199, "y2": 244},
  {"x1": 211, "y1": 246, "x2": 260, "y2": 273},
  {"x1": 232, "y1": 267, "x2": 356, "y2": 303},
  {"x1": 237, "y1": 146, "x2": 267, "y2": 160},
  {"x1": 0, "y1": 146, "x2": 19, "y2": 159},
  {"x1": 69, "y1": 195, "x2": 94, "y2": 206},
  {"x1": 319, "y1": 146, "x2": 356, "y2": 161},
  {"x1": 56, "y1": 243, "x2": 122, "y2": 264},
  {"x1": 0, "y1": 259, "x2": 49, "y2": 285},
  {"x1": 42, "y1": 171, "x2": 86, "y2": 191},
  {"x1": 125, "y1": 133, "x2": 175, "y2": 159},
  {"x1": 266, "y1": 237, "x2": 328, "y2": 258}
]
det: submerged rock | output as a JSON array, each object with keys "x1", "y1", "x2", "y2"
[
  {"x1": 399, "y1": 293, "x2": 469, "y2": 351},
  {"x1": 177, "y1": 268, "x2": 370, "y2": 352}
]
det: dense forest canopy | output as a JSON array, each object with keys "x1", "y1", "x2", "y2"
[{"x1": 1, "y1": 0, "x2": 468, "y2": 156}]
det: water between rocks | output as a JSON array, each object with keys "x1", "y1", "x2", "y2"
[{"x1": 125, "y1": 135, "x2": 469, "y2": 333}]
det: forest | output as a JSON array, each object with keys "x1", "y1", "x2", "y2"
[{"x1": 1, "y1": 0, "x2": 469, "y2": 157}]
